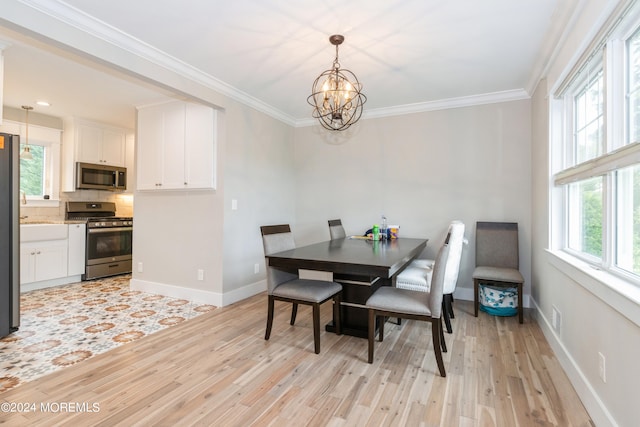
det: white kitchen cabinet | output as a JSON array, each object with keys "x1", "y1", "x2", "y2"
[
  {"x1": 61, "y1": 117, "x2": 131, "y2": 192},
  {"x1": 67, "y1": 223, "x2": 86, "y2": 276},
  {"x1": 136, "y1": 100, "x2": 216, "y2": 191},
  {"x1": 76, "y1": 121, "x2": 125, "y2": 165},
  {"x1": 20, "y1": 241, "x2": 68, "y2": 284}
]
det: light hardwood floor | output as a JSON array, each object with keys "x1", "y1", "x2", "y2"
[{"x1": 0, "y1": 295, "x2": 593, "y2": 426}]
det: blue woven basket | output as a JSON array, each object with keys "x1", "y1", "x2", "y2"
[{"x1": 479, "y1": 284, "x2": 518, "y2": 317}]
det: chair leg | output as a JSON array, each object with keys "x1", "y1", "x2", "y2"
[
  {"x1": 447, "y1": 293, "x2": 455, "y2": 319},
  {"x1": 474, "y1": 279, "x2": 480, "y2": 317},
  {"x1": 290, "y1": 303, "x2": 298, "y2": 326},
  {"x1": 334, "y1": 294, "x2": 342, "y2": 335},
  {"x1": 379, "y1": 314, "x2": 385, "y2": 342},
  {"x1": 442, "y1": 296, "x2": 453, "y2": 334},
  {"x1": 431, "y1": 320, "x2": 446, "y2": 377},
  {"x1": 518, "y1": 282, "x2": 524, "y2": 324},
  {"x1": 312, "y1": 303, "x2": 320, "y2": 354},
  {"x1": 368, "y1": 309, "x2": 375, "y2": 363},
  {"x1": 439, "y1": 316, "x2": 447, "y2": 353},
  {"x1": 265, "y1": 295, "x2": 275, "y2": 340}
]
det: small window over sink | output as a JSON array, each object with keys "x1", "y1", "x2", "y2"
[{"x1": 1, "y1": 119, "x2": 62, "y2": 206}]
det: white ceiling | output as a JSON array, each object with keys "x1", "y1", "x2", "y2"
[{"x1": 1, "y1": 0, "x2": 572, "y2": 129}]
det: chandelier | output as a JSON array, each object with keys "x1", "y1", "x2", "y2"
[{"x1": 307, "y1": 35, "x2": 366, "y2": 131}]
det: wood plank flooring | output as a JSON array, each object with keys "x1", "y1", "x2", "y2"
[{"x1": 0, "y1": 295, "x2": 593, "y2": 426}]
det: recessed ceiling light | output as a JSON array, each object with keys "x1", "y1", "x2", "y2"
[{"x1": 36, "y1": 101, "x2": 50, "y2": 107}]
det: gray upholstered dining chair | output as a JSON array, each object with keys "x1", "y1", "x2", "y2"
[
  {"x1": 365, "y1": 241, "x2": 450, "y2": 377},
  {"x1": 260, "y1": 224, "x2": 342, "y2": 354},
  {"x1": 328, "y1": 219, "x2": 346, "y2": 240},
  {"x1": 472, "y1": 221, "x2": 524, "y2": 323},
  {"x1": 396, "y1": 220, "x2": 466, "y2": 333}
]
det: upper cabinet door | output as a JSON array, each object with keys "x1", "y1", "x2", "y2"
[
  {"x1": 101, "y1": 128, "x2": 126, "y2": 166},
  {"x1": 136, "y1": 106, "x2": 165, "y2": 190},
  {"x1": 159, "y1": 101, "x2": 187, "y2": 189},
  {"x1": 184, "y1": 102, "x2": 216, "y2": 190},
  {"x1": 76, "y1": 124, "x2": 103, "y2": 164}
]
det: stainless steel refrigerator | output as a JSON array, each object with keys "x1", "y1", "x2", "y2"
[{"x1": 0, "y1": 132, "x2": 20, "y2": 338}]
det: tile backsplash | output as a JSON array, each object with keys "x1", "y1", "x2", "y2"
[{"x1": 20, "y1": 191, "x2": 134, "y2": 220}]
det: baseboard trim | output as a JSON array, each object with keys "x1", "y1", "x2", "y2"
[
  {"x1": 21, "y1": 275, "x2": 83, "y2": 293},
  {"x1": 221, "y1": 279, "x2": 267, "y2": 307},
  {"x1": 130, "y1": 279, "x2": 222, "y2": 306},
  {"x1": 129, "y1": 278, "x2": 267, "y2": 307},
  {"x1": 530, "y1": 296, "x2": 616, "y2": 427}
]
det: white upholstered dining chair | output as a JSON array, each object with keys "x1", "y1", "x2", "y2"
[{"x1": 395, "y1": 220, "x2": 466, "y2": 333}]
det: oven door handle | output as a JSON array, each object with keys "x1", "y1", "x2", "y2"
[{"x1": 88, "y1": 227, "x2": 133, "y2": 234}]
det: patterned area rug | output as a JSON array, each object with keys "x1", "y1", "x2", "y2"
[{"x1": 0, "y1": 275, "x2": 215, "y2": 393}]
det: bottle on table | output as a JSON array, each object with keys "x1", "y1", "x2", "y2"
[{"x1": 381, "y1": 215, "x2": 388, "y2": 241}]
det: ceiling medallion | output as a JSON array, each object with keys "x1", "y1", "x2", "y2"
[{"x1": 307, "y1": 35, "x2": 366, "y2": 131}]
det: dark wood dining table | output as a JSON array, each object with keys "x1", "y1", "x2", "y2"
[{"x1": 265, "y1": 237, "x2": 428, "y2": 337}]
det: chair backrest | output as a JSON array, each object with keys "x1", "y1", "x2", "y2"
[
  {"x1": 427, "y1": 241, "x2": 451, "y2": 318},
  {"x1": 475, "y1": 221, "x2": 519, "y2": 269},
  {"x1": 260, "y1": 224, "x2": 298, "y2": 294},
  {"x1": 442, "y1": 220, "x2": 465, "y2": 294},
  {"x1": 328, "y1": 219, "x2": 346, "y2": 240}
]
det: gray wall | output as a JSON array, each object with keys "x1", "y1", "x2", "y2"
[
  {"x1": 292, "y1": 101, "x2": 532, "y2": 300},
  {"x1": 222, "y1": 100, "x2": 296, "y2": 299}
]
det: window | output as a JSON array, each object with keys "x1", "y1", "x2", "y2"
[
  {"x1": 553, "y1": 8, "x2": 640, "y2": 285},
  {"x1": 628, "y1": 28, "x2": 640, "y2": 143},
  {"x1": 0, "y1": 119, "x2": 61, "y2": 205},
  {"x1": 20, "y1": 143, "x2": 46, "y2": 197},
  {"x1": 567, "y1": 177, "x2": 603, "y2": 259},
  {"x1": 615, "y1": 164, "x2": 640, "y2": 275}
]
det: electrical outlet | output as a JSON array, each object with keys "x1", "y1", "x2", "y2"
[
  {"x1": 254, "y1": 263, "x2": 260, "y2": 274},
  {"x1": 197, "y1": 269, "x2": 204, "y2": 281},
  {"x1": 231, "y1": 199, "x2": 238, "y2": 210},
  {"x1": 137, "y1": 262, "x2": 143, "y2": 273},
  {"x1": 598, "y1": 352, "x2": 606, "y2": 383}
]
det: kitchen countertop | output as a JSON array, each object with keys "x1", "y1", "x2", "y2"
[{"x1": 20, "y1": 219, "x2": 86, "y2": 225}]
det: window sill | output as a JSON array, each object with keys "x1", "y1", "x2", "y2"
[
  {"x1": 23, "y1": 199, "x2": 61, "y2": 208},
  {"x1": 546, "y1": 249, "x2": 640, "y2": 328}
]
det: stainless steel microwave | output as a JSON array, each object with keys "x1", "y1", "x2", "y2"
[{"x1": 76, "y1": 162, "x2": 127, "y2": 191}]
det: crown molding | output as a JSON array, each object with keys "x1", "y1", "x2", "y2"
[{"x1": 295, "y1": 89, "x2": 531, "y2": 127}]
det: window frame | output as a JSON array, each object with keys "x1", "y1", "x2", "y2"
[{"x1": 552, "y1": 9, "x2": 640, "y2": 286}]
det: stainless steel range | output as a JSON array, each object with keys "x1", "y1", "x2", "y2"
[{"x1": 66, "y1": 201, "x2": 133, "y2": 280}]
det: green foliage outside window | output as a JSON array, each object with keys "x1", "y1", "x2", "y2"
[
  {"x1": 20, "y1": 143, "x2": 45, "y2": 196},
  {"x1": 581, "y1": 179, "x2": 602, "y2": 257}
]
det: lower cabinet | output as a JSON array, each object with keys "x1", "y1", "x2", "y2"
[
  {"x1": 20, "y1": 241, "x2": 68, "y2": 284},
  {"x1": 20, "y1": 224, "x2": 86, "y2": 288}
]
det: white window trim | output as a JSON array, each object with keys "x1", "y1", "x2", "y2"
[{"x1": 547, "y1": 250, "x2": 640, "y2": 327}]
